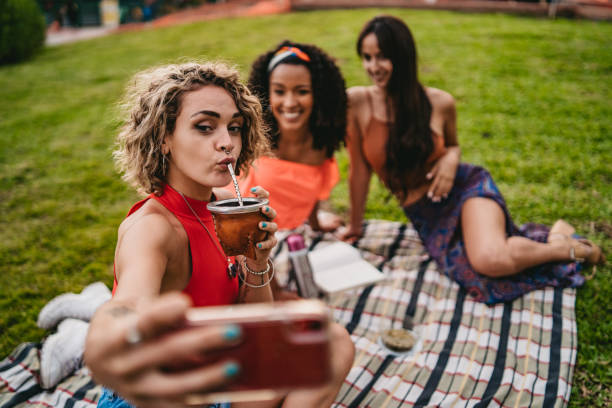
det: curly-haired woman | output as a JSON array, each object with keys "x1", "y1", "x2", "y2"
[
  {"x1": 237, "y1": 40, "x2": 348, "y2": 231},
  {"x1": 84, "y1": 61, "x2": 353, "y2": 408},
  {"x1": 343, "y1": 15, "x2": 605, "y2": 304}
]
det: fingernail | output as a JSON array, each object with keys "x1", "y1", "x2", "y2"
[
  {"x1": 427, "y1": 192, "x2": 432, "y2": 198},
  {"x1": 264, "y1": 206, "x2": 269, "y2": 212},
  {"x1": 250, "y1": 187, "x2": 256, "y2": 192},
  {"x1": 262, "y1": 222, "x2": 267, "y2": 228},
  {"x1": 258, "y1": 243, "x2": 263, "y2": 248},
  {"x1": 224, "y1": 362, "x2": 241, "y2": 378},
  {"x1": 223, "y1": 324, "x2": 242, "y2": 341}
]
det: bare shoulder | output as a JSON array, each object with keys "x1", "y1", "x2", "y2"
[
  {"x1": 118, "y1": 199, "x2": 183, "y2": 248},
  {"x1": 425, "y1": 87, "x2": 456, "y2": 113},
  {"x1": 347, "y1": 86, "x2": 370, "y2": 106},
  {"x1": 114, "y1": 199, "x2": 188, "y2": 298},
  {"x1": 347, "y1": 86, "x2": 373, "y2": 125}
]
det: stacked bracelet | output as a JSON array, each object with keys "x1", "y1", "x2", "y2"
[
  {"x1": 238, "y1": 259, "x2": 275, "y2": 288},
  {"x1": 242, "y1": 258, "x2": 272, "y2": 275}
]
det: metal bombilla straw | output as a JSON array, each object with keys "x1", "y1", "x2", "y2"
[{"x1": 222, "y1": 146, "x2": 244, "y2": 206}]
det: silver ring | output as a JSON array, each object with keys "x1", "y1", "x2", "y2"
[{"x1": 125, "y1": 324, "x2": 143, "y2": 346}]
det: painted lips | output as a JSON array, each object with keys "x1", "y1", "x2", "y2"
[{"x1": 217, "y1": 157, "x2": 236, "y2": 169}]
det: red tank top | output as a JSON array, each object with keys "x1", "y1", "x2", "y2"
[{"x1": 113, "y1": 184, "x2": 239, "y2": 307}]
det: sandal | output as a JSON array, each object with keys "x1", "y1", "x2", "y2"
[
  {"x1": 547, "y1": 219, "x2": 575, "y2": 243},
  {"x1": 570, "y1": 238, "x2": 606, "y2": 266},
  {"x1": 548, "y1": 219, "x2": 605, "y2": 266}
]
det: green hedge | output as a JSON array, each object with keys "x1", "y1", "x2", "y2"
[{"x1": 0, "y1": 0, "x2": 46, "y2": 64}]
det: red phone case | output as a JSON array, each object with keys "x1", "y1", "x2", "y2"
[{"x1": 174, "y1": 300, "x2": 333, "y2": 404}]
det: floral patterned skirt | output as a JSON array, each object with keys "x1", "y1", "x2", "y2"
[{"x1": 403, "y1": 163, "x2": 584, "y2": 304}]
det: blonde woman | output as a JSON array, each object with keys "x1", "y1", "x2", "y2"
[{"x1": 85, "y1": 61, "x2": 353, "y2": 408}]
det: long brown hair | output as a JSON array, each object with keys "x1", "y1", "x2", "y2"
[{"x1": 357, "y1": 15, "x2": 433, "y2": 199}]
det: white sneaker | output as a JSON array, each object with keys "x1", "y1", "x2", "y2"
[
  {"x1": 40, "y1": 318, "x2": 89, "y2": 389},
  {"x1": 81, "y1": 281, "x2": 112, "y2": 298},
  {"x1": 37, "y1": 282, "x2": 111, "y2": 330}
]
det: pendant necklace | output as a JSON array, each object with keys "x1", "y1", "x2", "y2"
[{"x1": 178, "y1": 191, "x2": 237, "y2": 279}]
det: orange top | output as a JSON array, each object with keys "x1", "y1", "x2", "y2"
[
  {"x1": 231, "y1": 156, "x2": 339, "y2": 230},
  {"x1": 362, "y1": 117, "x2": 447, "y2": 178},
  {"x1": 360, "y1": 88, "x2": 447, "y2": 188}
]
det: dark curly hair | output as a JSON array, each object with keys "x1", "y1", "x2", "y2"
[{"x1": 248, "y1": 40, "x2": 347, "y2": 158}]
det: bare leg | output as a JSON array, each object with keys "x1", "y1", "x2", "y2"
[{"x1": 461, "y1": 198, "x2": 574, "y2": 277}]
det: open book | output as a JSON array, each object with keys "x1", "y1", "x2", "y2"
[{"x1": 307, "y1": 241, "x2": 385, "y2": 295}]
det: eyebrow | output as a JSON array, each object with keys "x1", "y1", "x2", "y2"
[
  {"x1": 270, "y1": 82, "x2": 311, "y2": 88},
  {"x1": 190, "y1": 110, "x2": 242, "y2": 119}
]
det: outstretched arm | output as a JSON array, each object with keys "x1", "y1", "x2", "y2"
[
  {"x1": 112, "y1": 213, "x2": 172, "y2": 301},
  {"x1": 86, "y1": 215, "x2": 241, "y2": 406},
  {"x1": 342, "y1": 93, "x2": 372, "y2": 242},
  {"x1": 85, "y1": 293, "x2": 242, "y2": 407}
]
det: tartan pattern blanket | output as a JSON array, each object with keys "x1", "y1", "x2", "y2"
[
  {"x1": 274, "y1": 220, "x2": 577, "y2": 408},
  {"x1": 0, "y1": 342, "x2": 101, "y2": 407},
  {"x1": 0, "y1": 220, "x2": 577, "y2": 407}
]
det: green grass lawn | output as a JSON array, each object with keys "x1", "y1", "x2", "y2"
[{"x1": 1, "y1": 8, "x2": 610, "y2": 406}]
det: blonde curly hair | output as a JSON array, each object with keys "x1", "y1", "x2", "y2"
[{"x1": 114, "y1": 61, "x2": 269, "y2": 195}]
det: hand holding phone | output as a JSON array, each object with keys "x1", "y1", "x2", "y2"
[{"x1": 169, "y1": 300, "x2": 333, "y2": 404}]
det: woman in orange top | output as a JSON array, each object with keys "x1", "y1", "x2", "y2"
[
  {"x1": 237, "y1": 40, "x2": 347, "y2": 231},
  {"x1": 343, "y1": 15, "x2": 604, "y2": 304}
]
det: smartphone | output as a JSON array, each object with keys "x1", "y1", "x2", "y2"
[{"x1": 177, "y1": 299, "x2": 333, "y2": 404}]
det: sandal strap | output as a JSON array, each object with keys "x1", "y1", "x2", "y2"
[
  {"x1": 571, "y1": 239, "x2": 595, "y2": 263},
  {"x1": 569, "y1": 246, "x2": 583, "y2": 262}
]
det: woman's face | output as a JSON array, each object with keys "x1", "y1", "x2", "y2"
[
  {"x1": 164, "y1": 85, "x2": 243, "y2": 198},
  {"x1": 361, "y1": 33, "x2": 393, "y2": 89},
  {"x1": 269, "y1": 64, "x2": 314, "y2": 134}
]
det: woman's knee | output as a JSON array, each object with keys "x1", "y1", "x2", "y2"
[
  {"x1": 468, "y1": 246, "x2": 515, "y2": 277},
  {"x1": 329, "y1": 323, "x2": 355, "y2": 378},
  {"x1": 462, "y1": 196, "x2": 515, "y2": 277}
]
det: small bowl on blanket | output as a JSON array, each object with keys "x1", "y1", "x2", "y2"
[
  {"x1": 380, "y1": 328, "x2": 416, "y2": 351},
  {"x1": 207, "y1": 197, "x2": 269, "y2": 260},
  {"x1": 378, "y1": 328, "x2": 422, "y2": 357}
]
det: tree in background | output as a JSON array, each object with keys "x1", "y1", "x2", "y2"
[{"x1": 0, "y1": 0, "x2": 46, "y2": 65}]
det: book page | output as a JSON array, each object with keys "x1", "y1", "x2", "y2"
[
  {"x1": 308, "y1": 242, "x2": 384, "y2": 294},
  {"x1": 307, "y1": 241, "x2": 362, "y2": 272}
]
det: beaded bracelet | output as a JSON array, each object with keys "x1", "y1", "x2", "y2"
[
  {"x1": 241, "y1": 258, "x2": 273, "y2": 276},
  {"x1": 238, "y1": 264, "x2": 275, "y2": 288}
]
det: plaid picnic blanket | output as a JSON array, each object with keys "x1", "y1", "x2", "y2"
[
  {"x1": 0, "y1": 342, "x2": 101, "y2": 407},
  {"x1": 275, "y1": 220, "x2": 577, "y2": 408},
  {"x1": 1, "y1": 220, "x2": 577, "y2": 407}
]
